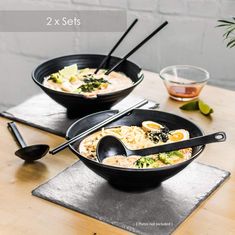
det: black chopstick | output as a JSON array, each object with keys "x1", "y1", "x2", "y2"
[
  {"x1": 49, "y1": 99, "x2": 148, "y2": 155},
  {"x1": 94, "y1": 18, "x2": 138, "y2": 74},
  {"x1": 105, "y1": 21, "x2": 168, "y2": 75}
]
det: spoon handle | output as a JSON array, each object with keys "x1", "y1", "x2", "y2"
[
  {"x1": 7, "y1": 122, "x2": 27, "y2": 148},
  {"x1": 131, "y1": 132, "x2": 226, "y2": 156}
]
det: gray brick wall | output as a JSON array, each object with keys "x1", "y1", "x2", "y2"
[{"x1": 0, "y1": 0, "x2": 235, "y2": 109}]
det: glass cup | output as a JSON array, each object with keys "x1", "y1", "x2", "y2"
[{"x1": 159, "y1": 65, "x2": 210, "y2": 101}]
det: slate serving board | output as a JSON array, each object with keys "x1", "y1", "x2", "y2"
[
  {"x1": 0, "y1": 94, "x2": 158, "y2": 137},
  {"x1": 2, "y1": 93, "x2": 230, "y2": 234},
  {"x1": 32, "y1": 161, "x2": 230, "y2": 235}
]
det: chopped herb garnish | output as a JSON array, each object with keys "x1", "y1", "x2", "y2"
[
  {"x1": 147, "y1": 126, "x2": 169, "y2": 143},
  {"x1": 76, "y1": 77, "x2": 110, "y2": 93},
  {"x1": 48, "y1": 73, "x2": 63, "y2": 84},
  {"x1": 158, "y1": 153, "x2": 171, "y2": 164},
  {"x1": 134, "y1": 157, "x2": 158, "y2": 168},
  {"x1": 158, "y1": 151, "x2": 184, "y2": 165},
  {"x1": 134, "y1": 150, "x2": 185, "y2": 168},
  {"x1": 83, "y1": 77, "x2": 109, "y2": 84},
  {"x1": 76, "y1": 83, "x2": 97, "y2": 93},
  {"x1": 167, "y1": 150, "x2": 184, "y2": 158}
]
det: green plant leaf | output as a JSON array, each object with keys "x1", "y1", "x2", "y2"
[
  {"x1": 229, "y1": 42, "x2": 235, "y2": 48},
  {"x1": 217, "y1": 24, "x2": 230, "y2": 27},
  {"x1": 217, "y1": 17, "x2": 235, "y2": 49},
  {"x1": 227, "y1": 39, "x2": 235, "y2": 48},
  {"x1": 218, "y1": 19, "x2": 235, "y2": 24},
  {"x1": 223, "y1": 27, "x2": 235, "y2": 39}
]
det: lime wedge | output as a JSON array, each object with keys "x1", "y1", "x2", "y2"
[
  {"x1": 59, "y1": 64, "x2": 78, "y2": 77},
  {"x1": 180, "y1": 100, "x2": 199, "y2": 111},
  {"x1": 198, "y1": 100, "x2": 214, "y2": 115}
]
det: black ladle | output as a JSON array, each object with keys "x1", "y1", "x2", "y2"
[
  {"x1": 8, "y1": 122, "x2": 49, "y2": 162},
  {"x1": 96, "y1": 132, "x2": 226, "y2": 162}
]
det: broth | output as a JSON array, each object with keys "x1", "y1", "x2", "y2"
[
  {"x1": 43, "y1": 64, "x2": 133, "y2": 97},
  {"x1": 79, "y1": 121, "x2": 192, "y2": 169}
]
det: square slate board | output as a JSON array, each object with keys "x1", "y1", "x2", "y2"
[
  {"x1": 0, "y1": 94, "x2": 158, "y2": 137},
  {"x1": 32, "y1": 161, "x2": 230, "y2": 235}
]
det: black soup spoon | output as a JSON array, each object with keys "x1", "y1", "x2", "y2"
[
  {"x1": 8, "y1": 122, "x2": 49, "y2": 162},
  {"x1": 96, "y1": 132, "x2": 226, "y2": 162}
]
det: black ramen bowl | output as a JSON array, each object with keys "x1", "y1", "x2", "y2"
[
  {"x1": 66, "y1": 109, "x2": 205, "y2": 190},
  {"x1": 32, "y1": 54, "x2": 144, "y2": 116}
]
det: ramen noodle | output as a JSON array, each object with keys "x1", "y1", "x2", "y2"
[{"x1": 79, "y1": 121, "x2": 192, "y2": 169}]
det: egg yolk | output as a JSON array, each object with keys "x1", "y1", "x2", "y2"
[
  {"x1": 169, "y1": 132, "x2": 184, "y2": 142},
  {"x1": 147, "y1": 123, "x2": 161, "y2": 129}
]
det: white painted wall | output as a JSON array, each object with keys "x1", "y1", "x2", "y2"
[{"x1": 0, "y1": 0, "x2": 235, "y2": 109}]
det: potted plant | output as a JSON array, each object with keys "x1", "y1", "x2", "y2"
[{"x1": 217, "y1": 18, "x2": 235, "y2": 48}]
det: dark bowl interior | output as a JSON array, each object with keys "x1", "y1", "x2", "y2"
[
  {"x1": 32, "y1": 54, "x2": 144, "y2": 116},
  {"x1": 66, "y1": 109, "x2": 205, "y2": 190}
]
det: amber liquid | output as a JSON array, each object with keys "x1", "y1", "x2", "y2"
[{"x1": 167, "y1": 85, "x2": 202, "y2": 98}]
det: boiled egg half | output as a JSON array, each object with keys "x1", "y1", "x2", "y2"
[
  {"x1": 168, "y1": 129, "x2": 190, "y2": 142},
  {"x1": 142, "y1": 121, "x2": 164, "y2": 132}
]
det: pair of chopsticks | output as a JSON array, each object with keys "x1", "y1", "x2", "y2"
[
  {"x1": 50, "y1": 99, "x2": 148, "y2": 155},
  {"x1": 95, "y1": 19, "x2": 168, "y2": 75},
  {"x1": 94, "y1": 18, "x2": 138, "y2": 74},
  {"x1": 50, "y1": 20, "x2": 168, "y2": 155}
]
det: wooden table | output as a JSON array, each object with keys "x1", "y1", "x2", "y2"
[{"x1": 1, "y1": 71, "x2": 235, "y2": 235}]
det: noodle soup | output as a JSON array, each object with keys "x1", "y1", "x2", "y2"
[
  {"x1": 79, "y1": 121, "x2": 192, "y2": 169},
  {"x1": 43, "y1": 64, "x2": 133, "y2": 98}
]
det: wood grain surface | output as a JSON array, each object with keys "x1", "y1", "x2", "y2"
[{"x1": 0, "y1": 71, "x2": 235, "y2": 235}]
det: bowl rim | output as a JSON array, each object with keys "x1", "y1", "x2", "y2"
[
  {"x1": 31, "y1": 54, "x2": 144, "y2": 99},
  {"x1": 159, "y1": 65, "x2": 210, "y2": 85},
  {"x1": 67, "y1": 108, "x2": 205, "y2": 172}
]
